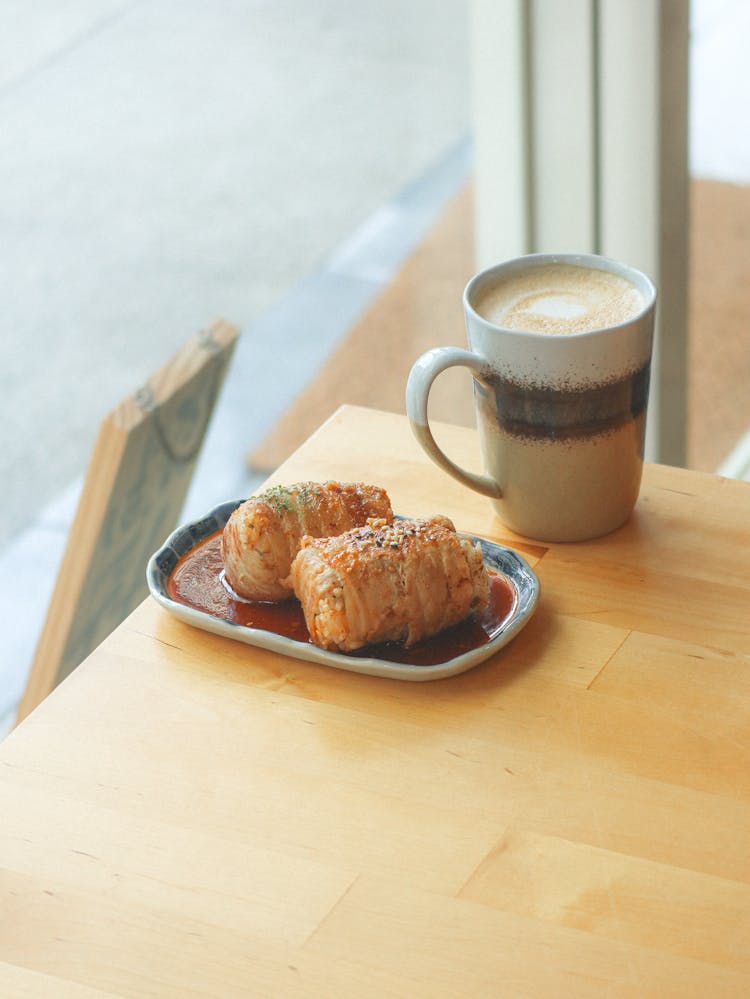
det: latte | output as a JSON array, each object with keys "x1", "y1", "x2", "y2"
[
  {"x1": 406, "y1": 253, "x2": 656, "y2": 542},
  {"x1": 473, "y1": 262, "x2": 646, "y2": 335}
]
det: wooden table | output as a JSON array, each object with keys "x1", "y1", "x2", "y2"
[{"x1": 2, "y1": 405, "x2": 750, "y2": 997}]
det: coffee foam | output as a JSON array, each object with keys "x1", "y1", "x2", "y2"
[{"x1": 473, "y1": 262, "x2": 645, "y2": 335}]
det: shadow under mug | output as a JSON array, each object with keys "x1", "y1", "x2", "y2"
[{"x1": 406, "y1": 253, "x2": 657, "y2": 542}]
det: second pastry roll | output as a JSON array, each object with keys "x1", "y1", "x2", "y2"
[{"x1": 289, "y1": 516, "x2": 490, "y2": 652}]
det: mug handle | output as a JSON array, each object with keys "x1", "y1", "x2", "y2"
[{"x1": 405, "y1": 347, "x2": 502, "y2": 499}]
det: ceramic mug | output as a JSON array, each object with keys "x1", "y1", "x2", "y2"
[{"x1": 406, "y1": 253, "x2": 657, "y2": 542}]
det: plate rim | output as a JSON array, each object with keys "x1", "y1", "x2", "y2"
[{"x1": 146, "y1": 499, "x2": 540, "y2": 681}]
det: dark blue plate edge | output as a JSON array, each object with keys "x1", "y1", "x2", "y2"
[{"x1": 146, "y1": 500, "x2": 541, "y2": 674}]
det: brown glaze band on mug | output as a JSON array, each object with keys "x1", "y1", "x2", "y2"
[{"x1": 473, "y1": 362, "x2": 651, "y2": 443}]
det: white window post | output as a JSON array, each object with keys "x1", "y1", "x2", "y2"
[{"x1": 471, "y1": 0, "x2": 689, "y2": 465}]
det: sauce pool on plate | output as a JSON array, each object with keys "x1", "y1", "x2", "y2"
[{"x1": 167, "y1": 531, "x2": 517, "y2": 666}]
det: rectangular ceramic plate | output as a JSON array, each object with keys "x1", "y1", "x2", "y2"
[{"x1": 146, "y1": 500, "x2": 540, "y2": 681}]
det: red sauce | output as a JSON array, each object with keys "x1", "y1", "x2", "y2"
[{"x1": 167, "y1": 531, "x2": 516, "y2": 667}]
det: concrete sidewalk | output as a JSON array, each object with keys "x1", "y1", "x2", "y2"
[{"x1": 0, "y1": 0, "x2": 469, "y2": 550}]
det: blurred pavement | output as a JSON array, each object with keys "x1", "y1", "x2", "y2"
[{"x1": 0, "y1": 0, "x2": 470, "y2": 549}]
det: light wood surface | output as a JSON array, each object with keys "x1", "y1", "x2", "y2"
[
  {"x1": 16, "y1": 320, "x2": 239, "y2": 723},
  {"x1": 2, "y1": 405, "x2": 750, "y2": 997}
]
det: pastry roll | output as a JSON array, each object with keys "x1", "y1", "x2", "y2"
[
  {"x1": 290, "y1": 516, "x2": 489, "y2": 652},
  {"x1": 222, "y1": 481, "x2": 393, "y2": 601}
]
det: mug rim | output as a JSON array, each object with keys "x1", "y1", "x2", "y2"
[{"x1": 463, "y1": 252, "x2": 657, "y2": 339}]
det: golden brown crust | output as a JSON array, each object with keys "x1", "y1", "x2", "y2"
[
  {"x1": 221, "y1": 481, "x2": 393, "y2": 601},
  {"x1": 290, "y1": 516, "x2": 489, "y2": 651}
]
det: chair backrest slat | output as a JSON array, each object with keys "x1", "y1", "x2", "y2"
[{"x1": 16, "y1": 319, "x2": 239, "y2": 724}]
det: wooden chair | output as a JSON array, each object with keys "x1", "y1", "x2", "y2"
[{"x1": 15, "y1": 319, "x2": 239, "y2": 724}]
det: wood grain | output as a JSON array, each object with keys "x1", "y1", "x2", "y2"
[{"x1": 2, "y1": 405, "x2": 750, "y2": 997}]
